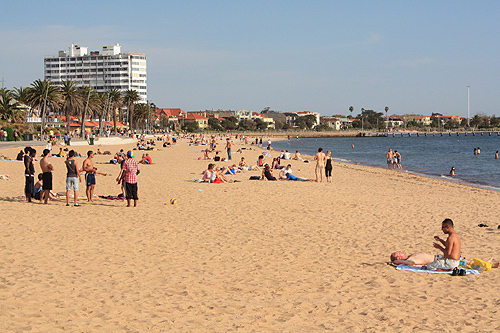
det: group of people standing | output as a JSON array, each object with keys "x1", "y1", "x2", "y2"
[
  {"x1": 21, "y1": 146, "x2": 140, "y2": 207},
  {"x1": 313, "y1": 148, "x2": 333, "y2": 183},
  {"x1": 386, "y1": 148, "x2": 402, "y2": 169}
]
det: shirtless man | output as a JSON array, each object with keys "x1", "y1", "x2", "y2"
[
  {"x1": 314, "y1": 148, "x2": 326, "y2": 182},
  {"x1": 226, "y1": 138, "x2": 233, "y2": 160},
  {"x1": 40, "y1": 149, "x2": 54, "y2": 204},
  {"x1": 386, "y1": 149, "x2": 394, "y2": 169},
  {"x1": 424, "y1": 218, "x2": 461, "y2": 271},
  {"x1": 82, "y1": 150, "x2": 107, "y2": 202},
  {"x1": 293, "y1": 151, "x2": 303, "y2": 161},
  {"x1": 389, "y1": 251, "x2": 435, "y2": 266}
]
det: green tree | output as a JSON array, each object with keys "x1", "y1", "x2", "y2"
[
  {"x1": 107, "y1": 89, "x2": 122, "y2": 134},
  {"x1": 59, "y1": 80, "x2": 83, "y2": 133},
  {"x1": 77, "y1": 86, "x2": 99, "y2": 137},
  {"x1": 349, "y1": 106, "x2": 354, "y2": 118},
  {"x1": 490, "y1": 115, "x2": 500, "y2": 128},
  {"x1": 295, "y1": 114, "x2": 316, "y2": 129},
  {"x1": 122, "y1": 89, "x2": 141, "y2": 131},
  {"x1": 254, "y1": 118, "x2": 268, "y2": 130},
  {"x1": 12, "y1": 86, "x2": 32, "y2": 118},
  {"x1": 28, "y1": 79, "x2": 61, "y2": 138},
  {"x1": 221, "y1": 116, "x2": 238, "y2": 131},
  {"x1": 0, "y1": 88, "x2": 21, "y2": 122},
  {"x1": 354, "y1": 109, "x2": 384, "y2": 130},
  {"x1": 208, "y1": 117, "x2": 222, "y2": 131},
  {"x1": 133, "y1": 103, "x2": 154, "y2": 131},
  {"x1": 444, "y1": 118, "x2": 460, "y2": 130},
  {"x1": 182, "y1": 120, "x2": 200, "y2": 132}
]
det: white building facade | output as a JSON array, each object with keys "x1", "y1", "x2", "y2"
[{"x1": 44, "y1": 44, "x2": 147, "y2": 102}]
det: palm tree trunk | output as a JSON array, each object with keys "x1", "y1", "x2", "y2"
[
  {"x1": 65, "y1": 107, "x2": 71, "y2": 134},
  {"x1": 80, "y1": 108, "x2": 87, "y2": 139},
  {"x1": 129, "y1": 104, "x2": 133, "y2": 132},
  {"x1": 99, "y1": 113, "x2": 103, "y2": 137},
  {"x1": 113, "y1": 106, "x2": 117, "y2": 135}
]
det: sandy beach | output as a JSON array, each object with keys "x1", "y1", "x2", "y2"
[{"x1": 1, "y1": 136, "x2": 500, "y2": 332}]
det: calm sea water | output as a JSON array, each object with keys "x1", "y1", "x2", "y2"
[{"x1": 271, "y1": 134, "x2": 500, "y2": 190}]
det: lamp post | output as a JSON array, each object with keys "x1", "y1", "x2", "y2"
[{"x1": 467, "y1": 85, "x2": 470, "y2": 127}]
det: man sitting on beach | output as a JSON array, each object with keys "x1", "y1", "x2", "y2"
[
  {"x1": 293, "y1": 151, "x2": 303, "y2": 161},
  {"x1": 423, "y1": 218, "x2": 461, "y2": 271}
]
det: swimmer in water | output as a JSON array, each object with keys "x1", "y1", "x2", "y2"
[
  {"x1": 450, "y1": 167, "x2": 456, "y2": 177},
  {"x1": 496, "y1": 151, "x2": 499, "y2": 160}
]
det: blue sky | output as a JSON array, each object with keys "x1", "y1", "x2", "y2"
[{"x1": 1, "y1": 1, "x2": 499, "y2": 117}]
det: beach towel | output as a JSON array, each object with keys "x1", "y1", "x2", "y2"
[
  {"x1": 396, "y1": 264, "x2": 480, "y2": 275},
  {"x1": 99, "y1": 195, "x2": 124, "y2": 200}
]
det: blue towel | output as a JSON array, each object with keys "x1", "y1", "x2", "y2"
[{"x1": 396, "y1": 264, "x2": 480, "y2": 275}]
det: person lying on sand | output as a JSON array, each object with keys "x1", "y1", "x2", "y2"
[
  {"x1": 389, "y1": 251, "x2": 435, "y2": 266},
  {"x1": 390, "y1": 250, "x2": 500, "y2": 269}
]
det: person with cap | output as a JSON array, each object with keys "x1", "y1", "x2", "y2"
[
  {"x1": 450, "y1": 167, "x2": 456, "y2": 177},
  {"x1": 120, "y1": 150, "x2": 140, "y2": 207}
]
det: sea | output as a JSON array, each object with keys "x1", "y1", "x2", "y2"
[{"x1": 270, "y1": 134, "x2": 500, "y2": 191}]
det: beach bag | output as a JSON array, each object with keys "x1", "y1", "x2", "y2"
[{"x1": 466, "y1": 258, "x2": 492, "y2": 271}]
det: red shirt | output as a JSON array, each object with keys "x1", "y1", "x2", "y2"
[{"x1": 123, "y1": 158, "x2": 139, "y2": 184}]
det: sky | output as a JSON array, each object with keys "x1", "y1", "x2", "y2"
[{"x1": 1, "y1": 1, "x2": 499, "y2": 118}]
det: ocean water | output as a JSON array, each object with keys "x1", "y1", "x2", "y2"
[{"x1": 270, "y1": 134, "x2": 500, "y2": 190}]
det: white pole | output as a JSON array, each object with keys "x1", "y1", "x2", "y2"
[{"x1": 467, "y1": 85, "x2": 470, "y2": 127}]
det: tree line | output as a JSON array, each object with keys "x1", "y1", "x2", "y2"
[{"x1": 0, "y1": 79, "x2": 151, "y2": 137}]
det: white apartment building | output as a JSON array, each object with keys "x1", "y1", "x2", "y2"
[{"x1": 44, "y1": 44, "x2": 147, "y2": 102}]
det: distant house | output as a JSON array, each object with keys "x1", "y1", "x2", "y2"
[
  {"x1": 183, "y1": 113, "x2": 209, "y2": 129},
  {"x1": 251, "y1": 112, "x2": 275, "y2": 129},
  {"x1": 155, "y1": 108, "x2": 187, "y2": 121},
  {"x1": 296, "y1": 111, "x2": 320, "y2": 126},
  {"x1": 320, "y1": 117, "x2": 341, "y2": 130},
  {"x1": 154, "y1": 108, "x2": 187, "y2": 129}
]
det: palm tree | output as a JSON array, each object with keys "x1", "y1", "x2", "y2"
[
  {"x1": 122, "y1": 89, "x2": 141, "y2": 131},
  {"x1": 77, "y1": 86, "x2": 97, "y2": 138},
  {"x1": 107, "y1": 89, "x2": 122, "y2": 135},
  {"x1": 361, "y1": 108, "x2": 365, "y2": 131},
  {"x1": 95, "y1": 92, "x2": 108, "y2": 137},
  {"x1": 385, "y1": 106, "x2": 389, "y2": 129},
  {"x1": 13, "y1": 86, "x2": 33, "y2": 118},
  {"x1": 28, "y1": 79, "x2": 60, "y2": 139},
  {"x1": 133, "y1": 103, "x2": 149, "y2": 130},
  {"x1": 60, "y1": 80, "x2": 83, "y2": 134},
  {"x1": 349, "y1": 106, "x2": 354, "y2": 118},
  {"x1": 0, "y1": 88, "x2": 21, "y2": 122}
]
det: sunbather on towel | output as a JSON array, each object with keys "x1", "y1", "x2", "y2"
[
  {"x1": 390, "y1": 251, "x2": 500, "y2": 269},
  {"x1": 390, "y1": 251, "x2": 435, "y2": 266}
]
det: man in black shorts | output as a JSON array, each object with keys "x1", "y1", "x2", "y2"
[{"x1": 39, "y1": 149, "x2": 54, "y2": 204}]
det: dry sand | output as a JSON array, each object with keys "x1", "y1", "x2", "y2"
[{"x1": 1, "y1": 137, "x2": 500, "y2": 332}]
